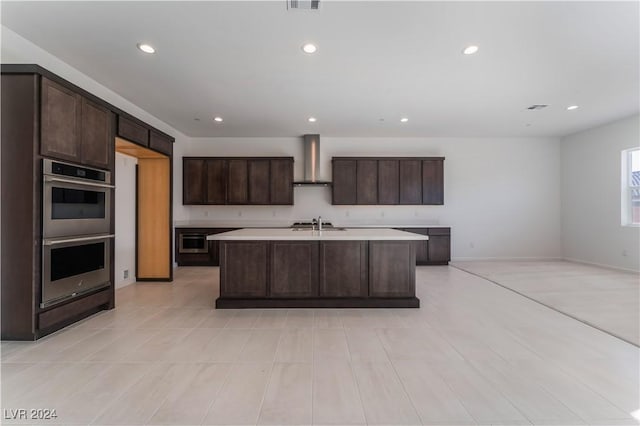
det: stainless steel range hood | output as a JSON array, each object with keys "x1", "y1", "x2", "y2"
[{"x1": 293, "y1": 134, "x2": 332, "y2": 186}]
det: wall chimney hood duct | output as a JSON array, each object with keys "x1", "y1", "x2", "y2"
[{"x1": 293, "y1": 134, "x2": 332, "y2": 186}]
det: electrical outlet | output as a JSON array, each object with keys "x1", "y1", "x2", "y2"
[
  {"x1": 272, "y1": 211, "x2": 276, "y2": 217},
  {"x1": 204, "y1": 211, "x2": 209, "y2": 217},
  {"x1": 622, "y1": 249, "x2": 628, "y2": 257},
  {"x1": 237, "y1": 211, "x2": 242, "y2": 217},
  {"x1": 380, "y1": 211, "x2": 385, "y2": 217},
  {"x1": 123, "y1": 270, "x2": 129, "y2": 279},
  {"x1": 469, "y1": 242, "x2": 475, "y2": 249},
  {"x1": 345, "y1": 211, "x2": 350, "y2": 217}
]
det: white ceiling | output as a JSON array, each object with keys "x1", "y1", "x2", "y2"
[{"x1": 2, "y1": 1, "x2": 638, "y2": 138}]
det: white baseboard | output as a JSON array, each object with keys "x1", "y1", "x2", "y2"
[
  {"x1": 451, "y1": 256, "x2": 563, "y2": 262},
  {"x1": 561, "y1": 257, "x2": 640, "y2": 274}
]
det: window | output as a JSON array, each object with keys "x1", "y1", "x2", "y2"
[{"x1": 622, "y1": 148, "x2": 640, "y2": 226}]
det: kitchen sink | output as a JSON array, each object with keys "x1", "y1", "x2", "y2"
[{"x1": 291, "y1": 227, "x2": 346, "y2": 231}]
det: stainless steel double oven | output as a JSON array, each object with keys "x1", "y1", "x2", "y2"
[{"x1": 41, "y1": 159, "x2": 114, "y2": 308}]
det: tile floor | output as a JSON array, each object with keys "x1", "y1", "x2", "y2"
[
  {"x1": 452, "y1": 260, "x2": 640, "y2": 346},
  {"x1": 1, "y1": 263, "x2": 639, "y2": 426}
]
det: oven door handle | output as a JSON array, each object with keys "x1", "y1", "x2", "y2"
[
  {"x1": 44, "y1": 175, "x2": 115, "y2": 189},
  {"x1": 43, "y1": 234, "x2": 115, "y2": 246}
]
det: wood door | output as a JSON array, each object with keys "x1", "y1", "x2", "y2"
[
  {"x1": 401, "y1": 228, "x2": 429, "y2": 265},
  {"x1": 220, "y1": 241, "x2": 268, "y2": 297},
  {"x1": 80, "y1": 97, "x2": 112, "y2": 170},
  {"x1": 206, "y1": 159, "x2": 227, "y2": 204},
  {"x1": 422, "y1": 159, "x2": 444, "y2": 205},
  {"x1": 270, "y1": 241, "x2": 319, "y2": 297},
  {"x1": 227, "y1": 159, "x2": 248, "y2": 204},
  {"x1": 270, "y1": 159, "x2": 293, "y2": 205},
  {"x1": 399, "y1": 160, "x2": 422, "y2": 204},
  {"x1": 183, "y1": 158, "x2": 206, "y2": 204},
  {"x1": 369, "y1": 241, "x2": 415, "y2": 297},
  {"x1": 319, "y1": 241, "x2": 368, "y2": 297},
  {"x1": 41, "y1": 77, "x2": 81, "y2": 162},
  {"x1": 248, "y1": 159, "x2": 270, "y2": 204},
  {"x1": 378, "y1": 160, "x2": 399, "y2": 204},
  {"x1": 332, "y1": 159, "x2": 357, "y2": 205},
  {"x1": 357, "y1": 159, "x2": 378, "y2": 204}
]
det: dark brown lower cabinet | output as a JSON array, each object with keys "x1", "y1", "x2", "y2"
[
  {"x1": 319, "y1": 241, "x2": 368, "y2": 297},
  {"x1": 399, "y1": 227, "x2": 451, "y2": 265},
  {"x1": 427, "y1": 228, "x2": 451, "y2": 264},
  {"x1": 216, "y1": 240, "x2": 418, "y2": 308},
  {"x1": 270, "y1": 241, "x2": 318, "y2": 297},
  {"x1": 369, "y1": 241, "x2": 415, "y2": 297},
  {"x1": 219, "y1": 241, "x2": 268, "y2": 298}
]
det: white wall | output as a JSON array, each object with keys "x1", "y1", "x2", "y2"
[
  {"x1": 561, "y1": 114, "x2": 640, "y2": 271},
  {"x1": 114, "y1": 153, "x2": 137, "y2": 288},
  {"x1": 187, "y1": 136, "x2": 563, "y2": 260}
]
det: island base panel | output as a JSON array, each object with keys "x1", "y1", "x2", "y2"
[{"x1": 215, "y1": 297, "x2": 419, "y2": 309}]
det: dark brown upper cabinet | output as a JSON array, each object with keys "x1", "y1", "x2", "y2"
[
  {"x1": 117, "y1": 115, "x2": 149, "y2": 147},
  {"x1": 357, "y1": 160, "x2": 378, "y2": 205},
  {"x1": 248, "y1": 159, "x2": 270, "y2": 204},
  {"x1": 332, "y1": 159, "x2": 357, "y2": 205},
  {"x1": 227, "y1": 159, "x2": 249, "y2": 204},
  {"x1": 41, "y1": 77, "x2": 81, "y2": 162},
  {"x1": 206, "y1": 159, "x2": 227, "y2": 204},
  {"x1": 270, "y1": 159, "x2": 294, "y2": 205},
  {"x1": 332, "y1": 157, "x2": 444, "y2": 205},
  {"x1": 378, "y1": 160, "x2": 399, "y2": 205},
  {"x1": 150, "y1": 131, "x2": 173, "y2": 156},
  {"x1": 80, "y1": 98, "x2": 112, "y2": 170},
  {"x1": 422, "y1": 159, "x2": 444, "y2": 205},
  {"x1": 183, "y1": 157, "x2": 293, "y2": 205},
  {"x1": 183, "y1": 158, "x2": 206, "y2": 204},
  {"x1": 399, "y1": 160, "x2": 422, "y2": 204},
  {"x1": 41, "y1": 77, "x2": 113, "y2": 170}
]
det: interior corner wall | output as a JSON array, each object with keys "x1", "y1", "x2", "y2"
[
  {"x1": 115, "y1": 153, "x2": 137, "y2": 288},
  {"x1": 561, "y1": 113, "x2": 640, "y2": 271},
  {"x1": 187, "y1": 136, "x2": 563, "y2": 260}
]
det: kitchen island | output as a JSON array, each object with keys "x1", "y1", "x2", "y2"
[{"x1": 207, "y1": 228, "x2": 428, "y2": 308}]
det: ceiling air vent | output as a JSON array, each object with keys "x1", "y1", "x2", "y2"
[
  {"x1": 527, "y1": 104, "x2": 549, "y2": 110},
  {"x1": 287, "y1": 0, "x2": 320, "y2": 10}
]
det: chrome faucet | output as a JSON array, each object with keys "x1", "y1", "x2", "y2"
[
  {"x1": 312, "y1": 218, "x2": 318, "y2": 231},
  {"x1": 318, "y1": 216, "x2": 323, "y2": 231}
]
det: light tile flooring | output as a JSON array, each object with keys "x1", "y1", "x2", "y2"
[
  {"x1": 1, "y1": 264, "x2": 639, "y2": 426},
  {"x1": 452, "y1": 260, "x2": 640, "y2": 346}
]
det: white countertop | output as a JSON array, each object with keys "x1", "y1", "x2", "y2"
[
  {"x1": 176, "y1": 221, "x2": 448, "y2": 229},
  {"x1": 207, "y1": 228, "x2": 429, "y2": 241}
]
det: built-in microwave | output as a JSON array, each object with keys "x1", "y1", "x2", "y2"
[
  {"x1": 41, "y1": 234, "x2": 113, "y2": 308},
  {"x1": 42, "y1": 159, "x2": 114, "y2": 238},
  {"x1": 179, "y1": 233, "x2": 209, "y2": 254}
]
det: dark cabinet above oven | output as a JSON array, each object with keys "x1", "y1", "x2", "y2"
[{"x1": 41, "y1": 77, "x2": 114, "y2": 171}]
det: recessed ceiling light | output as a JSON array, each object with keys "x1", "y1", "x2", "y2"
[
  {"x1": 462, "y1": 45, "x2": 479, "y2": 55},
  {"x1": 214, "y1": 116, "x2": 223, "y2": 122},
  {"x1": 400, "y1": 118, "x2": 409, "y2": 123},
  {"x1": 308, "y1": 117, "x2": 317, "y2": 122},
  {"x1": 302, "y1": 43, "x2": 317, "y2": 54},
  {"x1": 567, "y1": 105, "x2": 579, "y2": 110},
  {"x1": 137, "y1": 43, "x2": 155, "y2": 54}
]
